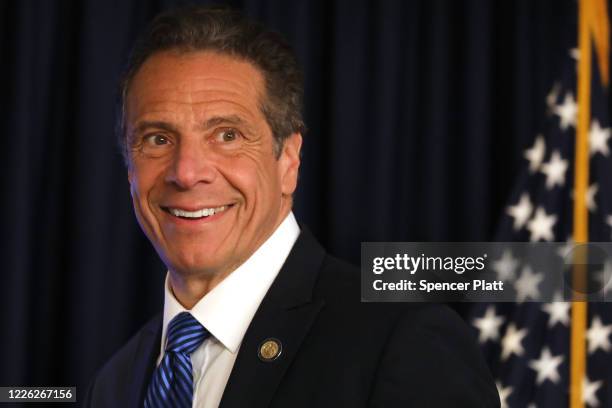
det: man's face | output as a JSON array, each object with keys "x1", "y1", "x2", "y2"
[{"x1": 126, "y1": 50, "x2": 301, "y2": 279}]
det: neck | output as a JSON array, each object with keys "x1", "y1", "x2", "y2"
[{"x1": 168, "y1": 272, "x2": 228, "y2": 309}]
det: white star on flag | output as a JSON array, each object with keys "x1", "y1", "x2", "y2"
[
  {"x1": 589, "y1": 119, "x2": 611, "y2": 157},
  {"x1": 507, "y1": 193, "x2": 533, "y2": 231},
  {"x1": 524, "y1": 135, "x2": 546, "y2": 172},
  {"x1": 514, "y1": 265, "x2": 544, "y2": 302},
  {"x1": 595, "y1": 260, "x2": 612, "y2": 295},
  {"x1": 527, "y1": 207, "x2": 557, "y2": 241},
  {"x1": 546, "y1": 83, "x2": 561, "y2": 114},
  {"x1": 500, "y1": 323, "x2": 528, "y2": 360},
  {"x1": 473, "y1": 305, "x2": 505, "y2": 344},
  {"x1": 492, "y1": 249, "x2": 519, "y2": 282},
  {"x1": 540, "y1": 150, "x2": 568, "y2": 189},
  {"x1": 569, "y1": 47, "x2": 580, "y2": 61},
  {"x1": 528, "y1": 347, "x2": 564, "y2": 385},
  {"x1": 556, "y1": 237, "x2": 574, "y2": 259},
  {"x1": 587, "y1": 315, "x2": 612, "y2": 354},
  {"x1": 541, "y1": 293, "x2": 570, "y2": 327},
  {"x1": 582, "y1": 376, "x2": 603, "y2": 407},
  {"x1": 553, "y1": 92, "x2": 577, "y2": 131},
  {"x1": 586, "y1": 183, "x2": 599, "y2": 212},
  {"x1": 496, "y1": 381, "x2": 513, "y2": 408}
]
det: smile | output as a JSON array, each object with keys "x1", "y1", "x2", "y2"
[{"x1": 162, "y1": 205, "x2": 232, "y2": 219}]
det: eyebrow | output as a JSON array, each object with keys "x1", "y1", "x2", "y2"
[
  {"x1": 133, "y1": 121, "x2": 179, "y2": 135},
  {"x1": 133, "y1": 115, "x2": 250, "y2": 135},
  {"x1": 201, "y1": 115, "x2": 249, "y2": 130}
]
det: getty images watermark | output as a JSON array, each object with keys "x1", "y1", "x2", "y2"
[{"x1": 361, "y1": 242, "x2": 612, "y2": 302}]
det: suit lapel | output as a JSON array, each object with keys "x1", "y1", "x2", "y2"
[
  {"x1": 219, "y1": 229, "x2": 326, "y2": 408},
  {"x1": 127, "y1": 313, "x2": 162, "y2": 407}
]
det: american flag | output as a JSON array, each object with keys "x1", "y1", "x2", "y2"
[{"x1": 469, "y1": 3, "x2": 612, "y2": 407}]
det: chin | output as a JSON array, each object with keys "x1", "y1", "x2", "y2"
[
  {"x1": 162, "y1": 241, "x2": 217, "y2": 267},
  {"x1": 169, "y1": 255, "x2": 226, "y2": 277}
]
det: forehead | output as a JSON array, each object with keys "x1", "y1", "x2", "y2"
[{"x1": 126, "y1": 50, "x2": 266, "y2": 122}]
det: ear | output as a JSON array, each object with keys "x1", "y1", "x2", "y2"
[{"x1": 278, "y1": 132, "x2": 302, "y2": 196}]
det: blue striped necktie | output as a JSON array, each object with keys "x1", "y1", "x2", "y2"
[{"x1": 144, "y1": 312, "x2": 209, "y2": 408}]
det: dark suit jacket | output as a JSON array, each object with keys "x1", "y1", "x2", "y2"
[{"x1": 83, "y1": 229, "x2": 500, "y2": 407}]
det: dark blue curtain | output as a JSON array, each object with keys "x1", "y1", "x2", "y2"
[{"x1": 0, "y1": 0, "x2": 575, "y2": 399}]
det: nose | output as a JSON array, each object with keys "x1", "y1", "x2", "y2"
[{"x1": 165, "y1": 139, "x2": 217, "y2": 189}]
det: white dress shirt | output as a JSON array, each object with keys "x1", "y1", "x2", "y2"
[{"x1": 157, "y1": 212, "x2": 300, "y2": 408}]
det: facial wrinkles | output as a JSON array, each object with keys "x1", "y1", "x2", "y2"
[
  {"x1": 130, "y1": 57, "x2": 268, "y2": 141},
  {"x1": 162, "y1": 70, "x2": 258, "y2": 105},
  {"x1": 132, "y1": 67, "x2": 232, "y2": 104},
  {"x1": 133, "y1": 99, "x2": 264, "y2": 145},
  {"x1": 129, "y1": 51, "x2": 266, "y2": 129},
  {"x1": 127, "y1": 51, "x2": 292, "y2": 281}
]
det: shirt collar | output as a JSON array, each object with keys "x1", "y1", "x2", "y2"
[{"x1": 160, "y1": 212, "x2": 300, "y2": 354}]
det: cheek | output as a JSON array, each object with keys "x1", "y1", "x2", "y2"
[
  {"x1": 128, "y1": 174, "x2": 149, "y2": 224},
  {"x1": 129, "y1": 165, "x2": 166, "y2": 239},
  {"x1": 129, "y1": 160, "x2": 164, "y2": 207},
  {"x1": 129, "y1": 169, "x2": 146, "y2": 202},
  {"x1": 221, "y1": 157, "x2": 281, "y2": 206}
]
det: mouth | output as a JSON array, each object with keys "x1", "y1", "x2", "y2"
[{"x1": 161, "y1": 204, "x2": 234, "y2": 220}]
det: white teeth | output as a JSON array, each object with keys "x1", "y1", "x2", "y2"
[{"x1": 168, "y1": 205, "x2": 227, "y2": 219}]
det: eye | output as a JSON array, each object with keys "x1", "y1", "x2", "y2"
[
  {"x1": 216, "y1": 128, "x2": 241, "y2": 143},
  {"x1": 135, "y1": 133, "x2": 174, "y2": 157},
  {"x1": 144, "y1": 134, "x2": 170, "y2": 146}
]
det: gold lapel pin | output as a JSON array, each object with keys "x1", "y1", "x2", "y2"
[{"x1": 258, "y1": 338, "x2": 282, "y2": 362}]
